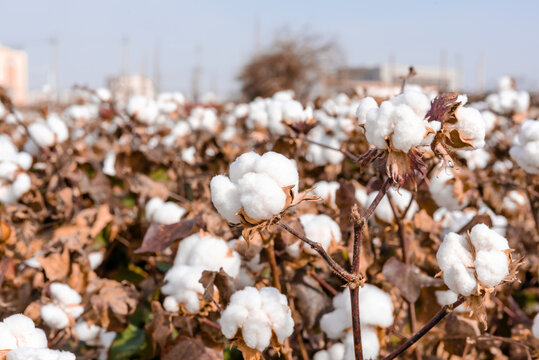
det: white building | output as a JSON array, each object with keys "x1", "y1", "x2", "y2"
[{"x1": 0, "y1": 44, "x2": 28, "y2": 105}]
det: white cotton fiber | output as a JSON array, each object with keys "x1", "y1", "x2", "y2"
[
  {"x1": 533, "y1": 314, "x2": 539, "y2": 339},
  {"x1": 210, "y1": 175, "x2": 242, "y2": 224},
  {"x1": 313, "y1": 342, "x2": 345, "y2": 360},
  {"x1": 253, "y1": 152, "x2": 299, "y2": 192},
  {"x1": 356, "y1": 97, "x2": 378, "y2": 126},
  {"x1": 41, "y1": 304, "x2": 70, "y2": 329},
  {"x1": 7, "y1": 347, "x2": 75, "y2": 360},
  {"x1": 28, "y1": 123, "x2": 56, "y2": 148},
  {"x1": 391, "y1": 104, "x2": 427, "y2": 152},
  {"x1": 343, "y1": 326, "x2": 380, "y2": 360},
  {"x1": 290, "y1": 214, "x2": 341, "y2": 256},
  {"x1": 454, "y1": 106, "x2": 486, "y2": 149},
  {"x1": 145, "y1": 197, "x2": 186, "y2": 225},
  {"x1": 238, "y1": 173, "x2": 286, "y2": 221},
  {"x1": 474, "y1": 250, "x2": 509, "y2": 287},
  {"x1": 436, "y1": 232, "x2": 474, "y2": 271},
  {"x1": 429, "y1": 167, "x2": 467, "y2": 211},
  {"x1": 1, "y1": 314, "x2": 48, "y2": 349},
  {"x1": 229, "y1": 152, "x2": 260, "y2": 183},
  {"x1": 312, "y1": 181, "x2": 340, "y2": 208},
  {"x1": 510, "y1": 119, "x2": 539, "y2": 174},
  {"x1": 219, "y1": 286, "x2": 294, "y2": 352}
]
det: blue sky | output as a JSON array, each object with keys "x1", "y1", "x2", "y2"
[{"x1": 1, "y1": 0, "x2": 538, "y2": 97}]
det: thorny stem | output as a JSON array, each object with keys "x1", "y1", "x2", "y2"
[
  {"x1": 382, "y1": 296, "x2": 465, "y2": 360},
  {"x1": 278, "y1": 220, "x2": 353, "y2": 282}
]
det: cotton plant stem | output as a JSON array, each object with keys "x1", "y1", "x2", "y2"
[
  {"x1": 278, "y1": 220, "x2": 353, "y2": 282},
  {"x1": 303, "y1": 137, "x2": 360, "y2": 162},
  {"x1": 309, "y1": 270, "x2": 338, "y2": 296},
  {"x1": 349, "y1": 177, "x2": 394, "y2": 360},
  {"x1": 382, "y1": 296, "x2": 465, "y2": 360},
  {"x1": 266, "y1": 240, "x2": 282, "y2": 291}
]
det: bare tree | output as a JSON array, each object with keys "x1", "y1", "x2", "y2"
[{"x1": 238, "y1": 30, "x2": 343, "y2": 101}]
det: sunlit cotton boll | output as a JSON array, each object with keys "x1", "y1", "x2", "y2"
[
  {"x1": 238, "y1": 173, "x2": 287, "y2": 221},
  {"x1": 356, "y1": 97, "x2": 378, "y2": 126},
  {"x1": 219, "y1": 286, "x2": 294, "y2": 352},
  {"x1": 454, "y1": 106, "x2": 486, "y2": 149},
  {"x1": 210, "y1": 175, "x2": 242, "y2": 224},
  {"x1": 429, "y1": 167, "x2": 468, "y2": 211},
  {"x1": 0, "y1": 314, "x2": 48, "y2": 350},
  {"x1": 28, "y1": 123, "x2": 55, "y2": 148},
  {"x1": 313, "y1": 342, "x2": 345, "y2": 360},
  {"x1": 41, "y1": 304, "x2": 70, "y2": 329},
  {"x1": 286, "y1": 214, "x2": 341, "y2": 257},
  {"x1": 312, "y1": 180, "x2": 340, "y2": 208},
  {"x1": 390, "y1": 104, "x2": 427, "y2": 153},
  {"x1": 343, "y1": 326, "x2": 380, "y2": 360},
  {"x1": 145, "y1": 197, "x2": 186, "y2": 225},
  {"x1": 510, "y1": 119, "x2": 539, "y2": 174},
  {"x1": 367, "y1": 187, "x2": 417, "y2": 223}
]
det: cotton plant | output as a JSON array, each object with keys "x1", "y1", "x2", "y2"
[
  {"x1": 0, "y1": 136, "x2": 32, "y2": 204},
  {"x1": 126, "y1": 95, "x2": 159, "y2": 124},
  {"x1": 75, "y1": 321, "x2": 116, "y2": 360},
  {"x1": 0, "y1": 314, "x2": 75, "y2": 359},
  {"x1": 219, "y1": 286, "x2": 294, "y2": 353},
  {"x1": 429, "y1": 166, "x2": 469, "y2": 211},
  {"x1": 486, "y1": 76, "x2": 530, "y2": 115},
  {"x1": 40, "y1": 283, "x2": 84, "y2": 329},
  {"x1": 210, "y1": 151, "x2": 300, "y2": 227},
  {"x1": 24, "y1": 114, "x2": 69, "y2": 154},
  {"x1": 145, "y1": 197, "x2": 187, "y2": 225},
  {"x1": 285, "y1": 214, "x2": 341, "y2": 257},
  {"x1": 319, "y1": 285, "x2": 394, "y2": 360},
  {"x1": 436, "y1": 224, "x2": 514, "y2": 299},
  {"x1": 161, "y1": 232, "x2": 241, "y2": 313},
  {"x1": 509, "y1": 119, "x2": 539, "y2": 174}
]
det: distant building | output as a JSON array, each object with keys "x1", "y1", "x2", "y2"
[
  {"x1": 331, "y1": 64, "x2": 460, "y2": 97},
  {"x1": 0, "y1": 44, "x2": 28, "y2": 105},
  {"x1": 107, "y1": 74, "x2": 155, "y2": 104}
]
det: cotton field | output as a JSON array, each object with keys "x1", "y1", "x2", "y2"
[{"x1": 0, "y1": 71, "x2": 538, "y2": 360}]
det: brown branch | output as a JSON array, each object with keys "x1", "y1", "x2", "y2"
[
  {"x1": 382, "y1": 295, "x2": 465, "y2": 360},
  {"x1": 267, "y1": 240, "x2": 282, "y2": 291},
  {"x1": 278, "y1": 220, "x2": 353, "y2": 282},
  {"x1": 309, "y1": 270, "x2": 338, "y2": 296}
]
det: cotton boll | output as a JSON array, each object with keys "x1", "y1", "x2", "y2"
[
  {"x1": 7, "y1": 348, "x2": 76, "y2": 360},
  {"x1": 88, "y1": 252, "x2": 104, "y2": 270},
  {"x1": 2, "y1": 314, "x2": 48, "y2": 349},
  {"x1": 313, "y1": 343, "x2": 345, "y2": 360},
  {"x1": 435, "y1": 289, "x2": 458, "y2": 306},
  {"x1": 0, "y1": 323, "x2": 17, "y2": 350},
  {"x1": 364, "y1": 102, "x2": 395, "y2": 149},
  {"x1": 152, "y1": 202, "x2": 187, "y2": 225},
  {"x1": 0, "y1": 162, "x2": 17, "y2": 180},
  {"x1": 391, "y1": 104, "x2": 427, "y2": 152},
  {"x1": 429, "y1": 167, "x2": 467, "y2": 210},
  {"x1": 355, "y1": 187, "x2": 368, "y2": 208},
  {"x1": 454, "y1": 106, "x2": 486, "y2": 149},
  {"x1": 458, "y1": 148, "x2": 490, "y2": 170},
  {"x1": 474, "y1": 250, "x2": 509, "y2": 287},
  {"x1": 444, "y1": 263, "x2": 477, "y2": 296},
  {"x1": 210, "y1": 175, "x2": 242, "y2": 224},
  {"x1": 343, "y1": 326, "x2": 380, "y2": 360},
  {"x1": 312, "y1": 181, "x2": 340, "y2": 207},
  {"x1": 436, "y1": 232, "x2": 474, "y2": 272},
  {"x1": 481, "y1": 111, "x2": 497, "y2": 134},
  {"x1": 502, "y1": 190, "x2": 526, "y2": 212},
  {"x1": 41, "y1": 304, "x2": 70, "y2": 329},
  {"x1": 510, "y1": 120, "x2": 539, "y2": 174},
  {"x1": 391, "y1": 88, "x2": 430, "y2": 118},
  {"x1": 15, "y1": 152, "x2": 32, "y2": 170},
  {"x1": 253, "y1": 152, "x2": 299, "y2": 192},
  {"x1": 161, "y1": 265, "x2": 205, "y2": 313},
  {"x1": 46, "y1": 114, "x2": 69, "y2": 143},
  {"x1": 469, "y1": 223, "x2": 509, "y2": 252},
  {"x1": 282, "y1": 100, "x2": 304, "y2": 123},
  {"x1": 126, "y1": 96, "x2": 159, "y2": 124},
  {"x1": 238, "y1": 173, "x2": 286, "y2": 221},
  {"x1": 356, "y1": 97, "x2": 378, "y2": 126},
  {"x1": 219, "y1": 286, "x2": 294, "y2": 352},
  {"x1": 229, "y1": 152, "x2": 260, "y2": 183},
  {"x1": 50, "y1": 283, "x2": 81, "y2": 306},
  {"x1": 12, "y1": 173, "x2": 31, "y2": 199},
  {"x1": 298, "y1": 214, "x2": 341, "y2": 255},
  {"x1": 28, "y1": 123, "x2": 56, "y2": 148},
  {"x1": 493, "y1": 159, "x2": 513, "y2": 174},
  {"x1": 368, "y1": 188, "x2": 417, "y2": 223},
  {"x1": 145, "y1": 197, "x2": 164, "y2": 221}
]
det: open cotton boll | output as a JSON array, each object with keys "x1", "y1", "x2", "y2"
[
  {"x1": 390, "y1": 87, "x2": 431, "y2": 118},
  {"x1": 75, "y1": 320, "x2": 116, "y2": 351},
  {"x1": 0, "y1": 324, "x2": 17, "y2": 350},
  {"x1": 126, "y1": 96, "x2": 159, "y2": 124},
  {"x1": 173, "y1": 233, "x2": 241, "y2": 278},
  {"x1": 0, "y1": 162, "x2": 18, "y2": 180},
  {"x1": 238, "y1": 173, "x2": 286, "y2": 221},
  {"x1": 435, "y1": 290, "x2": 468, "y2": 312},
  {"x1": 145, "y1": 197, "x2": 164, "y2": 221},
  {"x1": 15, "y1": 152, "x2": 32, "y2": 171},
  {"x1": 88, "y1": 252, "x2": 104, "y2": 270},
  {"x1": 305, "y1": 134, "x2": 344, "y2": 166},
  {"x1": 510, "y1": 120, "x2": 539, "y2": 174},
  {"x1": 502, "y1": 190, "x2": 526, "y2": 211},
  {"x1": 356, "y1": 97, "x2": 378, "y2": 126},
  {"x1": 367, "y1": 187, "x2": 417, "y2": 223},
  {"x1": 210, "y1": 175, "x2": 242, "y2": 224},
  {"x1": 343, "y1": 326, "x2": 380, "y2": 360},
  {"x1": 7, "y1": 347, "x2": 75, "y2": 360},
  {"x1": 293, "y1": 214, "x2": 341, "y2": 256},
  {"x1": 28, "y1": 123, "x2": 56, "y2": 148},
  {"x1": 481, "y1": 111, "x2": 497, "y2": 134},
  {"x1": 41, "y1": 304, "x2": 70, "y2": 329},
  {"x1": 282, "y1": 100, "x2": 304, "y2": 122},
  {"x1": 145, "y1": 198, "x2": 186, "y2": 225},
  {"x1": 391, "y1": 104, "x2": 427, "y2": 152},
  {"x1": 436, "y1": 232, "x2": 474, "y2": 271},
  {"x1": 219, "y1": 286, "x2": 294, "y2": 352},
  {"x1": 46, "y1": 114, "x2": 69, "y2": 143},
  {"x1": 444, "y1": 263, "x2": 477, "y2": 296},
  {"x1": 312, "y1": 181, "x2": 340, "y2": 207},
  {"x1": 50, "y1": 283, "x2": 81, "y2": 306},
  {"x1": 469, "y1": 223, "x2": 509, "y2": 252},
  {"x1": 433, "y1": 208, "x2": 475, "y2": 234},
  {"x1": 181, "y1": 146, "x2": 196, "y2": 165},
  {"x1": 313, "y1": 342, "x2": 345, "y2": 360},
  {"x1": 1, "y1": 314, "x2": 48, "y2": 349},
  {"x1": 320, "y1": 285, "x2": 394, "y2": 340},
  {"x1": 429, "y1": 167, "x2": 467, "y2": 210},
  {"x1": 162, "y1": 265, "x2": 205, "y2": 313},
  {"x1": 458, "y1": 148, "x2": 490, "y2": 170},
  {"x1": 474, "y1": 250, "x2": 509, "y2": 287},
  {"x1": 454, "y1": 106, "x2": 486, "y2": 149},
  {"x1": 253, "y1": 151, "x2": 299, "y2": 192},
  {"x1": 229, "y1": 152, "x2": 260, "y2": 183},
  {"x1": 364, "y1": 102, "x2": 395, "y2": 149}
]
